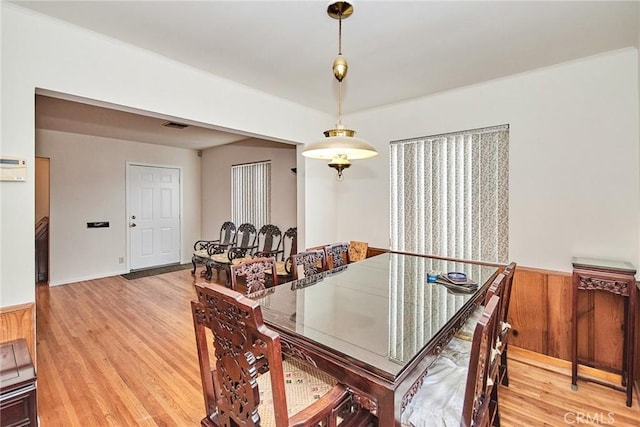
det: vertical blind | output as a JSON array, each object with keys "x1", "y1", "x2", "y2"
[
  {"x1": 231, "y1": 161, "x2": 271, "y2": 228},
  {"x1": 390, "y1": 125, "x2": 509, "y2": 262}
]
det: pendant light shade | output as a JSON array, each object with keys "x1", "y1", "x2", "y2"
[
  {"x1": 302, "y1": 1, "x2": 378, "y2": 180},
  {"x1": 302, "y1": 128, "x2": 379, "y2": 160}
]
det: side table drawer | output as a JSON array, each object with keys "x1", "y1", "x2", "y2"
[
  {"x1": 0, "y1": 384, "x2": 37, "y2": 427},
  {"x1": 0, "y1": 339, "x2": 37, "y2": 427}
]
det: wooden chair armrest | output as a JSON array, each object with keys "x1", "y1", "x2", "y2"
[
  {"x1": 194, "y1": 239, "x2": 220, "y2": 251},
  {"x1": 207, "y1": 242, "x2": 231, "y2": 256},
  {"x1": 255, "y1": 249, "x2": 284, "y2": 259},
  {"x1": 288, "y1": 383, "x2": 351, "y2": 427},
  {"x1": 284, "y1": 256, "x2": 293, "y2": 274},
  {"x1": 228, "y1": 244, "x2": 259, "y2": 260}
]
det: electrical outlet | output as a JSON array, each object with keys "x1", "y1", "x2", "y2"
[{"x1": 119, "y1": 257, "x2": 124, "y2": 264}]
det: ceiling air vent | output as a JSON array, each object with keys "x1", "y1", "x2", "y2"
[{"x1": 162, "y1": 121, "x2": 189, "y2": 129}]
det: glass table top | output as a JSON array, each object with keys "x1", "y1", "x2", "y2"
[
  {"x1": 250, "y1": 252, "x2": 499, "y2": 380},
  {"x1": 572, "y1": 257, "x2": 635, "y2": 273}
]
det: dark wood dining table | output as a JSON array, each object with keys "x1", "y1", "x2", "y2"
[{"x1": 249, "y1": 251, "x2": 500, "y2": 426}]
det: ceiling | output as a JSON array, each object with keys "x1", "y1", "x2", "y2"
[
  {"x1": 18, "y1": 1, "x2": 640, "y2": 150},
  {"x1": 35, "y1": 95, "x2": 253, "y2": 150}
]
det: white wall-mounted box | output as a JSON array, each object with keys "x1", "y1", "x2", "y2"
[{"x1": 0, "y1": 157, "x2": 27, "y2": 181}]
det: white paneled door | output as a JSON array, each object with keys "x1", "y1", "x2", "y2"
[{"x1": 128, "y1": 165, "x2": 181, "y2": 270}]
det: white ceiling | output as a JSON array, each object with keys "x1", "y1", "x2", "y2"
[{"x1": 17, "y1": 0, "x2": 640, "y2": 149}]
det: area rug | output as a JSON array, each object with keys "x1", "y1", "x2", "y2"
[{"x1": 121, "y1": 263, "x2": 192, "y2": 280}]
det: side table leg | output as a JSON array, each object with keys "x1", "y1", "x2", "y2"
[
  {"x1": 621, "y1": 298, "x2": 628, "y2": 388},
  {"x1": 571, "y1": 274, "x2": 578, "y2": 391}
]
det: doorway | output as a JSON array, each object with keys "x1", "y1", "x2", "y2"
[
  {"x1": 35, "y1": 157, "x2": 50, "y2": 284},
  {"x1": 127, "y1": 164, "x2": 181, "y2": 270}
]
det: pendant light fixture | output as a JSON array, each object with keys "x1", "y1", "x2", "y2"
[{"x1": 302, "y1": 1, "x2": 378, "y2": 180}]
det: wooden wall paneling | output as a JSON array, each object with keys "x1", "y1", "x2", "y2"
[
  {"x1": 545, "y1": 273, "x2": 573, "y2": 360},
  {"x1": 634, "y1": 282, "x2": 640, "y2": 404},
  {"x1": 0, "y1": 302, "x2": 36, "y2": 366},
  {"x1": 508, "y1": 269, "x2": 548, "y2": 354},
  {"x1": 591, "y1": 290, "x2": 624, "y2": 372},
  {"x1": 575, "y1": 290, "x2": 625, "y2": 373},
  {"x1": 576, "y1": 290, "x2": 593, "y2": 366}
]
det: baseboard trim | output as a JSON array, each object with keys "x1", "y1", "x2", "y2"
[
  {"x1": 509, "y1": 346, "x2": 623, "y2": 385},
  {"x1": 49, "y1": 270, "x2": 129, "y2": 286}
]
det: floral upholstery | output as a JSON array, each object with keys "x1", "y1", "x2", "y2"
[
  {"x1": 275, "y1": 260, "x2": 288, "y2": 276},
  {"x1": 192, "y1": 249, "x2": 209, "y2": 258}
]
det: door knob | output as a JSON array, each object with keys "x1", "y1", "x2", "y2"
[{"x1": 130, "y1": 223, "x2": 137, "y2": 228}]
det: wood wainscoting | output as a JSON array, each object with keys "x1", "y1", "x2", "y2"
[
  {"x1": 0, "y1": 302, "x2": 36, "y2": 367},
  {"x1": 636, "y1": 283, "x2": 640, "y2": 404},
  {"x1": 509, "y1": 266, "x2": 629, "y2": 375}
]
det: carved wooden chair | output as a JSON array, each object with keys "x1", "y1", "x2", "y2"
[
  {"x1": 230, "y1": 256, "x2": 278, "y2": 295},
  {"x1": 191, "y1": 283, "x2": 367, "y2": 427},
  {"x1": 191, "y1": 221, "x2": 236, "y2": 278},
  {"x1": 206, "y1": 223, "x2": 258, "y2": 283},
  {"x1": 292, "y1": 249, "x2": 327, "y2": 280},
  {"x1": 275, "y1": 227, "x2": 297, "y2": 284},
  {"x1": 438, "y1": 273, "x2": 506, "y2": 426},
  {"x1": 401, "y1": 295, "x2": 501, "y2": 427},
  {"x1": 254, "y1": 224, "x2": 283, "y2": 259},
  {"x1": 348, "y1": 241, "x2": 369, "y2": 263},
  {"x1": 324, "y1": 242, "x2": 350, "y2": 269},
  {"x1": 498, "y1": 262, "x2": 517, "y2": 386}
]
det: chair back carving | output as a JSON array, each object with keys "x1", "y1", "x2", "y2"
[
  {"x1": 206, "y1": 221, "x2": 237, "y2": 255},
  {"x1": 192, "y1": 283, "x2": 289, "y2": 426},
  {"x1": 325, "y1": 242, "x2": 350, "y2": 269},
  {"x1": 462, "y1": 294, "x2": 500, "y2": 427},
  {"x1": 498, "y1": 262, "x2": 517, "y2": 387},
  {"x1": 254, "y1": 224, "x2": 283, "y2": 258},
  {"x1": 219, "y1": 221, "x2": 236, "y2": 246},
  {"x1": 228, "y1": 223, "x2": 258, "y2": 260},
  {"x1": 484, "y1": 273, "x2": 506, "y2": 310},
  {"x1": 192, "y1": 284, "x2": 358, "y2": 427},
  {"x1": 501, "y1": 262, "x2": 517, "y2": 325},
  {"x1": 281, "y1": 227, "x2": 297, "y2": 261},
  {"x1": 230, "y1": 256, "x2": 278, "y2": 294},
  {"x1": 348, "y1": 241, "x2": 369, "y2": 262},
  {"x1": 280, "y1": 227, "x2": 298, "y2": 276},
  {"x1": 292, "y1": 249, "x2": 327, "y2": 280}
]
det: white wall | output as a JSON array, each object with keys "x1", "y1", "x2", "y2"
[
  {"x1": 334, "y1": 49, "x2": 640, "y2": 273},
  {"x1": 201, "y1": 139, "x2": 297, "y2": 238},
  {"x1": 1, "y1": 3, "x2": 331, "y2": 306},
  {"x1": 2, "y1": 1, "x2": 639, "y2": 307},
  {"x1": 35, "y1": 129, "x2": 201, "y2": 285}
]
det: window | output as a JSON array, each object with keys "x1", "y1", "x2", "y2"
[
  {"x1": 231, "y1": 161, "x2": 271, "y2": 227},
  {"x1": 390, "y1": 125, "x2": 509, "y2": 262}
]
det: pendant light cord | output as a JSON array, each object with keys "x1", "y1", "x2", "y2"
[{"x1": 337, "y1": 14, "x2": 343, "y2": 128}]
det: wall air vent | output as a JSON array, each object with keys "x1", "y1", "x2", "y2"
[{"x1": 162, "y1": 121, "x2": 189, "y2": 129}]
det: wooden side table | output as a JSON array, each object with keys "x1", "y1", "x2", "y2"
[
  {"x1": 571, "y1": 257, "x2": 636, "y2": 407},
  {"x1": 0, "y1": 339, "x2": 38, "y2": 426}
]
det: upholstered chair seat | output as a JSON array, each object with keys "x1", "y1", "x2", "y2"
[
  {"x1": 192, "y1": 248, "x2": 209, "y2": 258},
  {"x1": 275, "y1": 260, "x2": 288, "y2": 276},
  {"x1": 255, "y1": 357, "x2": 337, "y2": 425}
]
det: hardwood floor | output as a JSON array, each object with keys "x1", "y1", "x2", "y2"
[
  {"x1": 36, "y1": 270, "x2": 640, "y2": 426},
  {"x1": 37, "y1": 269, "x2": 206, "y2": 426}
]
